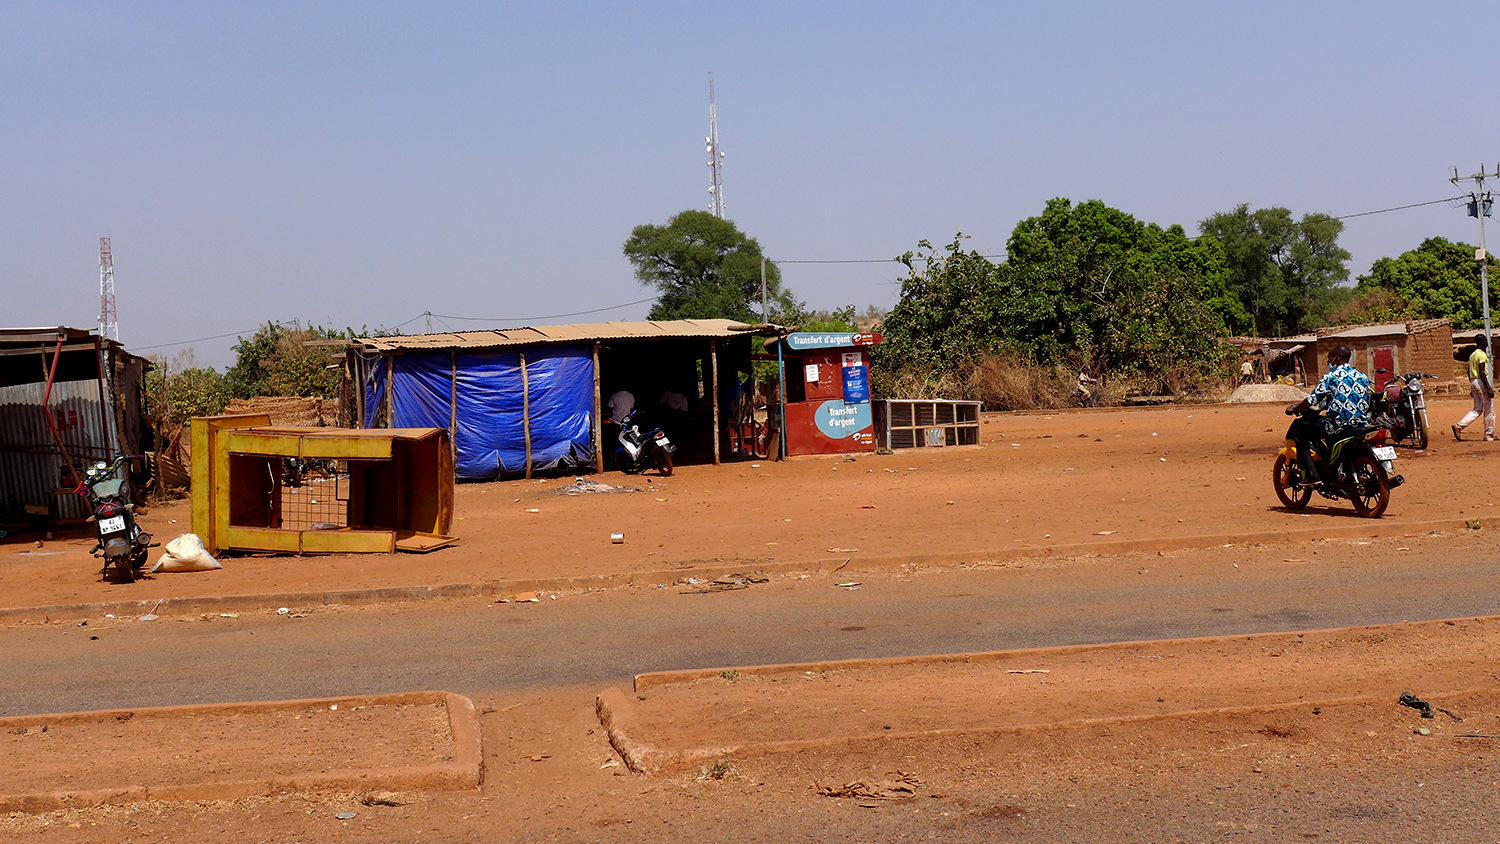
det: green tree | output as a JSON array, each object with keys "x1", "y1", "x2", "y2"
[
  {"x1": 224, "y1": 322, "x2": 355, "y2": 399},
  {"x1": 876, "y1": 199, "x2": 1233, "y2": 392},
  {"x1": 1001, "y1": 199, "x2": 1231, "y2": 375},
  {"x1": 799, "y1": 305, "x2": 860, "y2": 332},
  {"x1": 1198, "y1": 204, "x2": 1351, "y2": 336},
  {"x1": 144, "y1": 350, "x2": 230, "y2": 425},
  {"x1": 1355, "y1": 236, "x2": 1500, "y2": 329},
  {"x1": 878, "y1": 234, "x2": 1007, "y2": 376},
  {"x1": 623, "y1": 210, "x2": 799, "y2": 322}
]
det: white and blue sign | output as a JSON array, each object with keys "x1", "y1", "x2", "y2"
[
  {"x1": 841, "y1": 352, "x2": 869, "y2": 403},
  {"x1": 814, "y1": 400, "x2": 872, "y2": 440},
  {"x1": 785, "y1": 332, "x2": 882, "y2": 351}
]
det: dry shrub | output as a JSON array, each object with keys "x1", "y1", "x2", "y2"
[
  {"x1": 965, "y1": 354, "x2": 1075, "y2": 410},
  {"x1": 872, "y1": 367, "x2": 967, "y2": 401},
  {"x1": 876, "y1": 353, "x2": 1237, "y2": 411}
]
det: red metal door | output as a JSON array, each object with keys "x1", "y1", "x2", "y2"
[{"x1": 1371, "y1": 347, "x2": 1395, "y2": 390}]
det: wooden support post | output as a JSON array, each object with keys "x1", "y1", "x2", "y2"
[
  {"x1": 710, "y1": 340, "x2": 720, "y2": 465},
  {"x1": 592, "y1": 341, "x2": 603, "y2": 474},
  {"x1": 353, "y1": 351, "x2": 366, "y2": 429},
  {"x1": 449, "y1": 351, "x2": 458, "y2": 473},
  {"x1": 384, "y1": 353, "x2": 395, "y2": 427},
  {"x1": 520, "y1": 350, "x2": 532, "y2": 478}
]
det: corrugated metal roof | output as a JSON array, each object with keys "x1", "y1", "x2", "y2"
[
  {"x1": 1324, "y1": 322, "x2": 1408, "y2": 339},
  {"x1": 356, "y1": 319, "x2": 781, "y2": 352},
  {"x1": 0, "y1": 326, "x2": 97, "y2": 346}
]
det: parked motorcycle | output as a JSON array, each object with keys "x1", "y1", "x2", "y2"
[
  {"x1": 1273, "y1": 408, "x2": 1403, "y2": 518},
  {"x1": 1370, "y1": 370, "x2": 1434, "y2": 450},
  {"x1": 614, "y1": 412, "x2": 675, "y2": 476},
  {"x1": 78, "y1": 455, "x2": 155, "y2": 583}
]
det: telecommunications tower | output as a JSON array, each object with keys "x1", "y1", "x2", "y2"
[
  {"x1": 706, "y1": 73, "x2": 725, "y2": 217},
  {"x1": 98, "y1": 237, "x2": 118, "y2": 342}
]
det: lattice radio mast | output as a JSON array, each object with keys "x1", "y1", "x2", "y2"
[
  {"x1": 706, "y1": 73, "x2": 725, "y2": 217},
  {"x1": 98, "y1": 237, "x2": 118, "y2": 342}
]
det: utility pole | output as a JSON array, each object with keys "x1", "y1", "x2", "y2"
[
  {"x1": 706, "y1": 72, "x2": 725, "y2": 218},
  {"x1": 98, "y1": 238, "x2": 118, "y2": 342},
  {"x1": 1451, "y1": 164, "x2": 1499, "y2": 383},
  {"x1": 761, "y1": 257, "x2": 768, "y2": 322}
]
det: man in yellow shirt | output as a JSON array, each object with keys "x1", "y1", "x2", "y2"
[{"x1": 1453, "y1": 335, "x2": 1495, "y2": 441}]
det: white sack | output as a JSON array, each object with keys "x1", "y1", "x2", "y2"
[{"x1": 150, "y1": 533, "x2": 222, "y2": 573}]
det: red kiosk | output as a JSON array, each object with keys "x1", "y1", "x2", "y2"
[{"x1": 770, "y1": 331, "x2": 881, "y2": 456}]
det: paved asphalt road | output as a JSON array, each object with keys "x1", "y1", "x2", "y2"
[{"x1": 3, "y1": 536, "x2": 1497, "y2": 717}]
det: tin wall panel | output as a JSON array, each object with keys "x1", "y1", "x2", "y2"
[{"x1": 0, "y1": 379, "x2": 119, "y2": 512}]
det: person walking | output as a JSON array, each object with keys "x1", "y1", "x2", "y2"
[{"x1": 1453, "y1": 335, "x2": 1495, "y2": 442}]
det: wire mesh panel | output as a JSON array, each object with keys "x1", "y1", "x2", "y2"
[
  {"x1": 277, "y1": 460, "x2": 350, "y2": 530},
  {"x1": 874, "y1": 400, "x2": 981, "y2": 450}
]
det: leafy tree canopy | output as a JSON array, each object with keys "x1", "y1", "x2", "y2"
[
  {"x1": 877, "y1": 199, "x2": 1232, "y2": 388},
  {"x1": 225, "y1": 322, "x2": 364, "y2": 400},
  {"x1": 624, "y1": 210, "x2": 799, "y2": 322},
  {"x1": 1197, "y1": 204, "x2": 1351, "y2": 336},
  {"x1": 1354, "y1": 236, "x2": 1500, "y2": 329},
  {"x1": 144, "y1": 350, "x2": 231, "y2": 425}
]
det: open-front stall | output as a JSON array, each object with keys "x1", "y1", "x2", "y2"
[{"x1": 768, "y1": 332, "x2": 881, "y2": 457}]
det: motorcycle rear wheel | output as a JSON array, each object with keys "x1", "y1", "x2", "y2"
[
  {"x1": 1272, "y1": 454, "x2": 1311, "y2": 509},
  {"x1": 1348, "y1": 454, "x2": 1390, "y2": 518},
  {"x1": 655, "y1": 450, "x2": 674, "y2": 477}
]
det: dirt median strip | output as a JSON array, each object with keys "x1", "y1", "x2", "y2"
[
  {"x1": 602, "y1": 616, "x2": 1500, "y2": 775},
  {"x1": 0, "y1": 517, "x2": 1485, "y2": 625},
  {"x1": 0, "y1": 691, "x2": 481, "y2": 813}
]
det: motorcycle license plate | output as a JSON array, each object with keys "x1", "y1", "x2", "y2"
[
  {"x1": 98, "y1": 515, "x2": 126, "y2": 534},
  {"x1": 1371, "y1": 446, "x2": 1397, "y2": 461}
]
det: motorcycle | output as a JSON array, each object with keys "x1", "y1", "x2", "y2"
[
  {"x1": 1370, "y1": 370, "x2": 1434, "y2": 450},
  {"x1": 614, "y1": 412, "x2": 675, "y2": 476},
  {"x1": 1273, "y1": 408, "x2": 1403, "y2": 518},
  {"x1": 78, "y1": 455, "x2": 155, "y2": 583}
]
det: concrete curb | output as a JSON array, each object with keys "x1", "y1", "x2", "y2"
[
  {"x1": 0, "y1": 690, "x2": 482, "y2": 813},
  {"x1": 0, "y1": 516, "x2": 1485, "y2": 625},
  {"x1": 601, "y1": 626, "x2": 1500, "y2": 775},
  {"x1": 595, "y1": 686, "x2": 1499, "y2": 776},
  {"x1": 630, "y1": 611, "x2": 1500, "y2": 692}
]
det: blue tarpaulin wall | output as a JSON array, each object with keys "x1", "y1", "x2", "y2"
[{"x1": 371, "y1": 344, "x2": 595, "y2": 480}]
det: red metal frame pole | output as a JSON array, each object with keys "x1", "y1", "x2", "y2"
[{"x1": 39, "y1": 331, "x2": 79, "y2": 486}]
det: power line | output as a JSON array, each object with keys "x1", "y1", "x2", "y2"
[
  {"x1": 1334, "y1": 196, "x2": 1466, "y2": 220},
  {"x1": 133, "y1": 324, "x2": 289, "y2": 352},
  {"x1": 775, "y1": 198, "x2": 1464, "y2": 266},
  {"x1": 425, "y1": 296, "x2": 658, "y2": 324},
  {"x1": 776, "y1": 254, "x2": 1006, "y2": 264}
]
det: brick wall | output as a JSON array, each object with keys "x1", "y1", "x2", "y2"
[
  {"x1": 1405, "y1": 320, "x2": 1457, "y2": 380},
  {"x1": 1310, "y1": 319, "x2": 1454, "y2": 383}
]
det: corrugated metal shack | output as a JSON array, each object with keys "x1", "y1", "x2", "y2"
[
  {"x1": 346, "y1": 319, "x2": 781, "y2": 480},
  {"x1": 0, "y1": 327, "x2": 152, "y2": 520}
]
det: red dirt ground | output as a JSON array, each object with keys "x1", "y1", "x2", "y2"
[
  {"x1": 619, "y1": 617, "x2": 1500, "y2": 761},
  {"x1": 2, "y1": 396, "x2": 1498, "y2": 613},
  {"x1": 6, "y1": 398, "x2": 1500, "y2": 840},
  {"x1": 0, "y1": 700, "x2": 452, "y2": 798}
]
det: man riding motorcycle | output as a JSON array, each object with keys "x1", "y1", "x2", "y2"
[{"x1": 1284, "y1": 344, "x2": 1372, "y2": 488}]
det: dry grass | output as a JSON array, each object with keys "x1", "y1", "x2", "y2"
[
  {"x1": 964, "y1": 355, "x2": 1076, "y2": 410},
  {"x1": 875, "y1": 354, "x2": 1238, "y2": 411}
]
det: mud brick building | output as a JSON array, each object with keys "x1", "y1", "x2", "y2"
[{"x1": 1306, "y1": 319, "x2": 1453, "y2": 389}]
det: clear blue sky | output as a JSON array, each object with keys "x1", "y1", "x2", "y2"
[{"x1": 5, "y1": 1, "x2": 1498, "y2": 367}]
